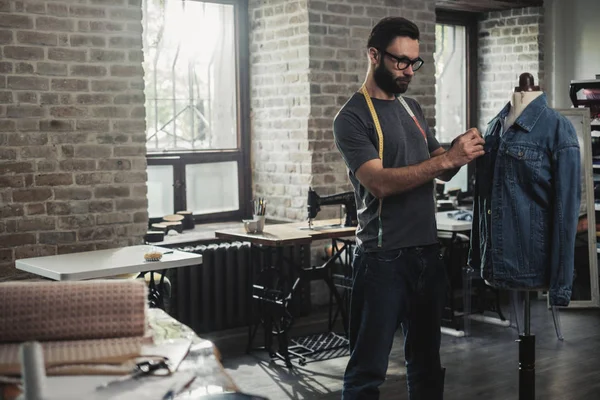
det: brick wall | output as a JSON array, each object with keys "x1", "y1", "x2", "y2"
[
  {"x1": 0, "y1": 0, "x2": 148, "y2": 279},
  {"x1": 249, "y1": 0, "x2": 437, "y2": 305},
  {"x1": 249, "y1": 0, "x2": 437, "y2": 222},
  {"x1": 478, "y1": 7, "x2": 544, "y2": 129},
  {"x1": 248, "y1": 0, "x2": 311, "y2": 221},
  {"x1": 307, "y1": 0, "x2": 436, "y2": 220}
]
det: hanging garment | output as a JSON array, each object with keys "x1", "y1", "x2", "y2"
[{"x1": 468, "y1": 93, "x2": 581, "y2": 306}]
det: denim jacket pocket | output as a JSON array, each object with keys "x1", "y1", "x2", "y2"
[{"x1": 504, "y1": 145, "x2": 543, "y2": 184}]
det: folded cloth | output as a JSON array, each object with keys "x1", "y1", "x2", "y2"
[
  {"x1": 447, "y1": 210, "x2": 473, "y2": 221},
  {"x1": 0, "y1": 337, "x2": 144, "y2": 376}
]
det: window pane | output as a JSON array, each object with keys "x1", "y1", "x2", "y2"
[
  {"x1": 143, "y1": 0, "x2": 238, "y2": 152},
  {"x1": 147, "y1": 165, "x2": 174, "y2": 218},
  {"x1": 186, "y1": 162, "x2": 239, "y2": 215},
  {"x1": 442, "y1": 167, "x2": 469, "y2": 193},
  {"x1": 434, "y1": 24, "x2": 467, "y2": 144}
]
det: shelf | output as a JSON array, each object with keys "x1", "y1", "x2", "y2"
[{"x1": 593, "y1": 131, "x2": 600, "y2": 137}]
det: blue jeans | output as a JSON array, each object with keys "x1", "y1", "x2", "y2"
[{"x1": 342, "y1": 243, "x2": 448, "y2": 400}]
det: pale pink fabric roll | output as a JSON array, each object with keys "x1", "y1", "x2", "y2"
[{"x1": 0, "y1": 280, "x2": 147, "y2": 343}]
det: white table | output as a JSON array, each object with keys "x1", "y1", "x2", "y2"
[
  {"x1": 16, "y1": 245, "x2": 202, "y2": 310},
  {"x1": 16, "y1": 245, "x2": 202, "y2": 281},
  {"x1": 436, "y1": 211, "x2": 473, "y2": 232},
  {"x1": 435, "y1": 211, "x2": 510, "y2": 337}
]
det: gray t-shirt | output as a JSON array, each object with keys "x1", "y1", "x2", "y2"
[{"x1": 333, "y1": 92, "x2": 441, "y2": 252}]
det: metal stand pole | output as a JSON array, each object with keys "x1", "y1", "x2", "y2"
[{"x1": 518, "y1": 292, "x2": 535, "y2": 400}]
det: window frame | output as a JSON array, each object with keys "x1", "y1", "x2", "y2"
[
  {"x1": 435, "y1": 9, "x2": 479, "y2": 191},
  {"x1": 145, "y1": 0, "x2": 251, "y2": 225}
]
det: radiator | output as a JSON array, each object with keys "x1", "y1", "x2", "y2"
[{"x1": 169, "y1": 241, "x2": 311, "y2": 334}]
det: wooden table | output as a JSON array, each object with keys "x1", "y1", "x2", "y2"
[
  {"x1": 215, "y1": 219, "x2": 355, "y2": 368},
  {"x1": 214, "y1": 214, "x2": 470, "y2": 245},
  {"x1": 215, "y1": 218, "x2": 356, "y2": 246}
]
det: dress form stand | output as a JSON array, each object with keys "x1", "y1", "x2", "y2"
[
  {"x1": 519, "y1": 292, "x2": 535, "y2": 400},
  {"x1": 505, "y1": 73, "x2": 563, "y2": 400}
]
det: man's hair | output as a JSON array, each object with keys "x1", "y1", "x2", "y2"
[{"x1": 367, "y1": 17, "x2": 420, "y2": 50}]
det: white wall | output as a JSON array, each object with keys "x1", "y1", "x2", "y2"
[{"x1": 545, "y1": 0, "x2": 600, "y2": 108}]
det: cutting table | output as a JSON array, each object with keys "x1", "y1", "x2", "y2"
[{"x1": 215, "y1": 219, "x2": 355, "y2": 367}]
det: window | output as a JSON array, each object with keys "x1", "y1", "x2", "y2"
[
  {"x1": 435, "y1": 10, "x2": 478, "y2": 193},
  {"x1": 142, "y1": 0, "x2": 250, "y2": 223},
  {"x1": 435, "y1": 24, "x2": 467, "y2": 144}
]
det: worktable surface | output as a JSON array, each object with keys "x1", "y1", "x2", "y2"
[
  {"x1": 215, "y1": 212, "x2": 472, "y2": 245},
  {"x1": 214, "y1": 219, "x2": 355, "y2": 246},
  {"x1": 15, "y1": 245, "x2": 202, "y2": 281},
  {"x1": 435, "y1": 211, "x2": 473, "y2": 232}
]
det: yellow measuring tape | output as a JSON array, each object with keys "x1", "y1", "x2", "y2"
[
  {"x1": 359, "y1": 84, "x2": 428, "y2": 247},
  {"x1": 360, "y1": 85, "x2": 385, "y2": 160},
  {"x1": 359, "y1": 85, "x2": 385, "y2": 247}
]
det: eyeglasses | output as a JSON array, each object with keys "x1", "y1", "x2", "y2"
[{"x1": 380, "y1": 50, "x2": 424, "y2": 71}]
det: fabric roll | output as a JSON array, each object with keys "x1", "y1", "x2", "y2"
[{"x1": 0, "y1": 280, "x2": 147, "y2": 343}]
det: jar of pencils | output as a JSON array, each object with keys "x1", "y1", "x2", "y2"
[{"x1": 243, "y1": 198, "x2": 267, "y2": 233}]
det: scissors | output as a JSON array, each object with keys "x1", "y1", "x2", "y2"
[{"x1": 96, "y1": 359, "x2": 171, "y2": 390}]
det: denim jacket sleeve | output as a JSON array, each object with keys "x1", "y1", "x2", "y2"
[{"x1": 549, "y1": 119, "x2": 581, "y2": 306}]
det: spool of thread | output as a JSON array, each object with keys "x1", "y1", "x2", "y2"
[
  {"x1": 151, "y1": 223, "x2": 168, "y2": 233},
  {"x1": 176, "y1": 211, "x2": 195, "y2": 230},
  {"x1": 163, "y1": 214, "x2": 184, "y2": 223},
  {"x1": 163, "y1": 221, "x2": 183, "y2": 234},
  {"x1": 144, "y1": 231, "x2": 164, "y2": 243},
  {"x1": 19, "y1": 341, "x2": 47, "y2": 400}
]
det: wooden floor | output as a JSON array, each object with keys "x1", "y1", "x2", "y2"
[{"x1": 220, "y1": 297, "x2": 600, "y2": 399}]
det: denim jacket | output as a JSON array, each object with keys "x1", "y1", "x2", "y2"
[{"x1": 468, "y1": 94, "x2": 581, "y2": 306}]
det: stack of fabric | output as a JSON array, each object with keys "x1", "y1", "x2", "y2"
[{"x1": 0, "y1": 280, "x2": 149, "y2": 377}]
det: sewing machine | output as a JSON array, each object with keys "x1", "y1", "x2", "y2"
[{"x1": 306, "y1": 187, "x2": 358, "y2": 229}]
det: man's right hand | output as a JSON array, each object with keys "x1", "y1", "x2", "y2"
[{"x1": 445, "y1": 128, "x2": 485, "y2": 168}]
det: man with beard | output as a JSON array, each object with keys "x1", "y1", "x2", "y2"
[{"x1": 333, "y1": 17, "x2": 484, "y2": 400}]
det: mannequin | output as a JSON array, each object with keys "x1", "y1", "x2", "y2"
[
  {"x1": 469, "y1": 71, "x2": 581, "y2": 400},
  {"x1": 504, "y1": 73, "x2": 543, "y2": 130}
]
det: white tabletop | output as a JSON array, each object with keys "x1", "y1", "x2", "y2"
[
  {"x1": 436, "y1": 211, "x2": 473, "y2": 232},
  {"x1": 15, "y1": 245, "x2": 202, "y2": 281}
]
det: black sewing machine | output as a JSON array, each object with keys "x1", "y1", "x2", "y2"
[{"x1": 307, "y1": 187, "x2": 358, "y2": 229}]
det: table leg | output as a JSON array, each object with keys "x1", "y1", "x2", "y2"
[
  {"x1": 146, "y1": 269, "x2": 167, "y2": 309},
  {"x1": 248, "y1": 245, "x2": 307, "y2": 367},
  {"x1": 325, "y1": 238, "x2": 353, "y2": 335}
]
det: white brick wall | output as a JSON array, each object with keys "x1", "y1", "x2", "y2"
[
  {"x1": 308, "y1": 0, "x2": 436, "y2": 218},
  {"x1": 0, "y1": 0, "x2": 148, "y2": 279},
  {"x1": 478, "y1": 7, "x2": 544, "y2": 129},
  {"x1": 249, "y1": 0, "x2": 312, "y2": 222},
  {"x1": 249, "y1": 0, "x2": 437, "y2": 222},
  {"x1": 249, "y1": 0, "x2": 437, "y2": 306}
]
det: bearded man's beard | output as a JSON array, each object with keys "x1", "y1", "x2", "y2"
[{"x1": 373, "y1": 60, "x2": 411, "y2": 96}]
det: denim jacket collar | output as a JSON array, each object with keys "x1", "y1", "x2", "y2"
[{"x1": 490, "y1": 92, "x2": 548, "y2": 133}]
